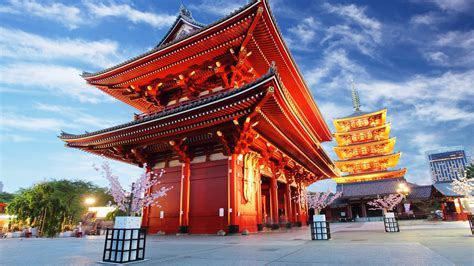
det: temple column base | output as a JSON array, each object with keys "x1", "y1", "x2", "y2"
[
  {"x1": 271, "y1": 224, "x2": 280, "y2": 230},
  {"x1": 179, "y1": 226, "x2": 188, "y2": 234},
  {"x1": 295, "y1": 222, "x2": 302, "y2": 227},
  {"x1": 285, "y1": 222, "x2": 292, "y2": 229},
  {"x1": 228, "y1": 225, "x2": 239, "y2": 234},
  {"x1": 257, "y1": 224, "x2": 264, "y2": 231}
]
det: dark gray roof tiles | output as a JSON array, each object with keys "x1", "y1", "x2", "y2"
[
  {"x1": 336, "y1": 178, "x2": 406, "y2": 198},
  {"x1": 407, "y1": 185, "x2": 433, "y2": 200}
]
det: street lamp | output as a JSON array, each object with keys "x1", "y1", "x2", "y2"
[
  {"x1": 84, "y1": 197, "x2": 96, "y2": 206},
  {"x1": 396, "y1": 183, "x2": 410, "y2": 198},
  {"x1": 396, "y1": 183, "x2": 410, "y2": 215}
]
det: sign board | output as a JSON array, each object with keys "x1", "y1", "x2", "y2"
[
  {"x1": 160, "y1": 211, "x2": 164, "y2": 219},
  {"x1": 114, "y1": 216, "x2": 142, "y2": 229},
  {"x1": 219, "y1": 208, "x2": 224, "y2": 217},
  {"x1": 314, "y1": 214, "x2": 326, "y2": 222},
  {"x1": 384, "y1": 212, "x2": 395, "y2": 218}
]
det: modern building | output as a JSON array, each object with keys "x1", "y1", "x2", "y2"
[
  {"x1": 0, "y1": 181, "x2": 3, "y2": 193},
  {"x1": 426, "y1": 147, "x2": 469, "y2": 183},
  {"x1": 59, "y1": 1, "x2": 339, "y2": 234}
]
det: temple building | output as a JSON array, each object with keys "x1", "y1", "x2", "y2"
[
  {"x1": 59, "y1": 0, "x2": 339, "y2": 234},
  {"x1": 326, "y1": 83, "x2": 408, "y2": 220}
]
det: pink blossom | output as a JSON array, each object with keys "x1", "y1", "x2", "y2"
[
  {"x1": 367, "y1": 194, "x2": 403, "y2": 211},
  {"x1": 294, "y1": 190, "x2": 342, "y2": 213},
  {"x1": 94, "y1": 160, "x2": 172, "y2": 216}
]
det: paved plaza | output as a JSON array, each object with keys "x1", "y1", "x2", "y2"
[{"x1": 0, "y1": 222, "x2": 472, "y2": 265}]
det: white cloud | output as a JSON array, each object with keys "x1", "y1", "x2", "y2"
[
  {"x1": 0, "y1": 0, "x2": 83, "y2": 29},
  {"x1": 34, "y1": 103, "x2": 119, "y2": 129},
  {"x1": 323, "y1": 3, "x2": 381, "y2": 36},
  {"x1": 188, "y1": 0, "x2": 246, "y2": 16},
  {"x1": 0, "y1": 113, "x2": 64, "y2": 132},
  {"x1": 321, "y1": 3, "x2": 382, "y2": 56},
  {"x1": 435, "y1": 30, "x2": 474, "y2": 49},
  {"x1": 423, "y1": 51, "x2": 449, "y2": 64},
  {"x1": 431, "y1": 0, "x2": 473, "y2": 13},
  {"x1": 410, "y1": 12, "x2": 445, "y2": 26},
  {"x1": 0, "y1": 27, "x2": 122, "y2": 68},
  {"x1": 304, "y1": 49, "x2": 367, "y2": 93},
  {"x1": 0, "y1": 134, "x2": 35, "y2": 143},
  {"x1": 84, "y1": 1, "x2": 175, "y2": 29},
  {"x1": 420, "y1": 30, "x2": 474, "y2": 67},
  {"x1": 318, "y1": 102, "x2": 354, "y2": 123},
  {"x1": 356, "y1": 70, "x2": 474, "y2": 126},
  {"x1": 287, "y1": 17, "x2": 318, "y2": 48},
  {"x1": 0, "y1": 63, "x2": 106, "y2": 103}
]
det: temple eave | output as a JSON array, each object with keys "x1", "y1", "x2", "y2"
[{"x1": 333, "y1": 168, "x2": 407, "y2": 183}]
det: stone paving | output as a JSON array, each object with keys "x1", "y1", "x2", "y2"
[{"x1": 0, "y1": 222, "x2": 472, "y2": 265}]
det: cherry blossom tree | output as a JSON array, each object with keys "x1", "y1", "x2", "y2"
[
  {"x1": 450, "y1": 176, "x2": 473, "y2": 198},
  {"x1": 367, "y1": 194, "x2": 403, "y2": 213},
  {"x1": 94, "y1": 160, "x2": 172, "y2": 216},
  {"x1": 294, "y1": 190, "x2": 342, "y2": 214}
]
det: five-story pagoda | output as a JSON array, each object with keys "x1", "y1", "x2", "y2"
[{"x1": 332, "y1": 83, "x2": 407, "y2": 184}]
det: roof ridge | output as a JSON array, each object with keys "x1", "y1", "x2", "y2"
[{"x1": 82, "y1": 1, "x2": 258, "y2": 78}]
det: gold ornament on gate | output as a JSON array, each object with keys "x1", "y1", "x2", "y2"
[{"x1": 243, "y1": 152, "x2": 259, "y2": 202}]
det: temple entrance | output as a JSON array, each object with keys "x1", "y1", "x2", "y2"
[
  {"x1": 351, "y1": 204, "x2": 363, "y2": 218},
  {"x1": 260, "y1": 176, "x2": 272, "y2": 228}
]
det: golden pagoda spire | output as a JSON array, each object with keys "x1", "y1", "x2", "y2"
[{"x1": 351, "y1": 79, "x2": 361, "y2": 112}]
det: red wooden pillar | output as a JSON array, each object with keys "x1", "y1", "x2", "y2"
[
  {"x1": 141, "y1": 165, "x2": 153, "y2": 228},
  {"x1": 346, "y1": 204, "x2": 353, "y2": 219},
  {"x1": 361, "y1": 202, "x2": 367, "y2": 217},
  {"x1": 291, "y1": 187, "x2": 297, "y2": 224},
  {"x1": 270, "y1": 177, "x2": 279, "y2": 229},
  {"x1": 228, "y1": 154, "x2": 239, "y2": 233},
  {"x1": 298, "y1": 186, "x2": 306, "y2": 225},
  {"x1": 179, "y1": 160, "x2": 191, "y2": 233},
  {"x1": 285, "y1": 182, "x2": 292, "y2": 226},
  {"x1": 256, "y1": 171, "x2": 263, "y2": 231}
]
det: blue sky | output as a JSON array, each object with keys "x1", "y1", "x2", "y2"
[{"x1": 1, "y1": 0, "x2": 473, "y2": 193}]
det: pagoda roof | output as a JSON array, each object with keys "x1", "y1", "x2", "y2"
[
  {"x1": 334, "y1": 122, "x2": 390, "y2": 136},
  {"x1": 335, "y1": 152, "x2": 401, "y2": 164},
  {"x1": 334, "y1": 108, "x2": 387, "y2": 121},
  {"x1": 333, "y1": 168, "x2": 406, "y2": 183},
  {"x1": 60, "y1": 70, "x2": 339, "y2": 180},
  {"x1": 336, "y1": 177, "x2": 407, "y2": 198},
  {"x1": 79, "y1": 0, "x2": 333, "y2": 142},
  {"x1": 334, "y1": 137, "x2": 396, "y2": 150}
]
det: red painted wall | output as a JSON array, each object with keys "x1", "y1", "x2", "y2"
[
  {"x1": 188, "y1": 159, "x2": 228, "y2": 234},
  {"x1": 147, "y1": 166, "x2": 181, "y2": 234}
]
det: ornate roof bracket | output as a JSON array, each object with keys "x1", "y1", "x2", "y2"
[{"x1": 169, "y1": 138, "x2": 191, "y2": 163}]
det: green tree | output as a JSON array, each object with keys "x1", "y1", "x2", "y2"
[
  {"x1": 465, "y1": 164, "x2": 474, "y2": 179},
  {"x1": 7, "y1": 179, "x2": 111, "y2": 237},
  {"x1": 0, "y1": 192, "x2": 15, "y2": 203}
]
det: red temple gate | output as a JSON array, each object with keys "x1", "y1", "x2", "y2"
[{"x1": 60, "y1": 0, "x2": 339, "y2": 234}]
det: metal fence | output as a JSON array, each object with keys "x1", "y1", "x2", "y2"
[
  {"x1": 310, "y1": 221, "x2": 331, "y2": 240},
  {"x1": 383, "y1": 218, "x2": 400, "y2": 233},
  {"x1": 103, "y1": 228, "x2": 147, "y2": 263}
]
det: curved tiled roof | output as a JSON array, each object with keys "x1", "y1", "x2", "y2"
[
  {"x1": 82, "y1": 1, "x2": 258, "y2": 78},
  {"x1": 60, "y1": 70, "x2": 276, "y2": 140},
  {"x1": 336, "y1": 178, "x2": 406, "y2": 198}
]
